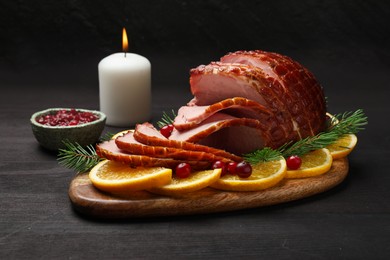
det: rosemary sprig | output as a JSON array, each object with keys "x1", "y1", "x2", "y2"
[
  {"x1": 57, "y1": 131, "x2": 113, "y2": 172},
  {"x1": 99, "y1": 132, "x2": 115, "y2": 142},
  {"x1": 244, "y1": 147, "x2": 283, "y2": 164},
  {"x1": 57, "y1": 141, "x2": 102, "y2": 172},
  {"x1": 244, "y1": 109, "x2": 367, "y2": 163},
  {"x1": 328, "y1": 109, "x2": 367, "y2": 135},
  {"x1": 278, "y1": 131, "x2": 339, "y2": 158},
  {"x1": 156, "y1": 109, "x2": 177, "y2": 128}
]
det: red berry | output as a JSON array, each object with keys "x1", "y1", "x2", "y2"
[
  {"x1": 227, "y1": 162, "x2": 238, "y2": 175},
  {"x1": 35, "y1": 109, "x2": 99, "y2": 127},
  {"x1": 236, "y1": 161, "x2": 252, "y2": 178},
  {"x1": 212, "y1": 161, "x2": 227, "y2": 176},
  {"x1": 175, "y1": 163, "x2": 191, "y2": 178},
  {"x1": 160, "y1": 124, "x2": 174, "y2": 138},
  {"x1": 69, "y1": 120, "x2": 79, "y2": 126},
  {"x1": 286, "y1": 155, "x2": 302, "y2": 170}
]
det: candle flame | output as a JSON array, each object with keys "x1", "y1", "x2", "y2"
[{"x1": 122, "y1": 27, "x2": 128, "y2": 54}]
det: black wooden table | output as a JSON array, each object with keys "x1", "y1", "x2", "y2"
[{"x1": 1, "y1": 56, "x2": 389, "y2": 259}]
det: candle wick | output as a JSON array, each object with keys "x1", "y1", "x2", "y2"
[{"x1": 124, "y1": 52, "x2": 127, "y2": 58}]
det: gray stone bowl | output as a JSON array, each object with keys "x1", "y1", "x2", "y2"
[{"x1": 30, "y1": 108, "x2": 106, "y2": 151}]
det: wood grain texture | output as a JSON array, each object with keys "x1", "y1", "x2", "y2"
[
  {"x1": 69, "y1": 158, "x2": 348, "y2": 219},
  {"x1": 2, "y1": 57, "x2": 390, "y2": 258}
]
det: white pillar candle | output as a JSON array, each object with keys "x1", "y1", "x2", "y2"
[{"x1": 98, "y1": 52, "x2": 151, "y2": 127}]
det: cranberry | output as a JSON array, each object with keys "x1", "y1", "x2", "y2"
[
  {"x1": 175, "y1": 162, "x2": 191, "y2": 178},
  {"x1": 49, "y1": 120, "x2": 58, "y2": 126},
  {"x1": 212, "y1": 160, "x2": 227, "y2": 176},
  {"x1": 286, "y1": 155, "x2": 302, "y2": 170},
  {"x1": 160, "y1": 124, "x2": 174, "y2": 138},
  {"x1": 69, "y1": 120, "x2": 79, "y2": 126},
  {"x1": 227, "y1": 162, "x2": 238, "y2": 175},
  {"x1": 35, "y1": 109, "x2": 99, "y2": 127},
  {"x1": 236, "y1": 161, "x2": 252, "y2": 178}
]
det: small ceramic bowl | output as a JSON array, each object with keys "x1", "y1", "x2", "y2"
[{"x1": 30, "y1": 108, "x2": 106, "y2": 151}]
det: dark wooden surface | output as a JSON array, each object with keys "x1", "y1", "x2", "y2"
[
  {"x1": 1, "y1": 1, "x2": 389, "y2": 258},
  {"x1": 1, "y1": 57, "x2": 389, "y2": 259}
]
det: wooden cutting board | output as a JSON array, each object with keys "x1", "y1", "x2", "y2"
[{"x1": 69, "y1": 158, "x2": 348, "y2": 219}]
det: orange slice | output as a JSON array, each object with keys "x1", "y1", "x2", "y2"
[
  {"x1": 210, "y1": 157, "x2": 287, "y2": 191},
  {"x1": 286, "y1": 148, "x2": 332, "y2": 179},
  {"x1": 326, "y1": 134, "x2": 357, "y2": 159},
  {"x1": 148, "y1": 168, "x2": 222, "y2": 196},
  {"x1": 89, "y1": 160, "x2": 172, "y2": 193}
]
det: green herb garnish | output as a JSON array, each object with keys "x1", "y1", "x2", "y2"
[
  {"x1": 99, "y1": 132, "x2": 115, "y2": 142},
  {"x1": 244, "y1": 109, "x2": 367, "y2": 163},
  {"x1": 57, "y1": 141, "x2": 102, "y2": 172},
  {"x1": 156, "y1": 109, "x2": 177, "y2": 128}
]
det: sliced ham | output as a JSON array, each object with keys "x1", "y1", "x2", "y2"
[
  {"x1": 115, "y1": 130, "x2": 234, "y2": 163},
  {"x1": 174, "y1": 97, "x2": 272, "y2": 131},
  {"x1": 186, "y1": 50, "x2": 327, "y2": 151},
  {"x1": 188, "y1": 62, "x2": 294, "y2": 149},
  {"x1": 96, "y1": 140, "x2": 212, "y2": 170},
  {"x1": 170, "y1": 112, "x2": 273, "y2": 155},
  {"x1": 133, "y1": 122, "x2": 242, "y2": 162}
]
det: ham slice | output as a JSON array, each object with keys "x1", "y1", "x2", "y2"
[
  {"x1": 115, "y1": 130, "x2": 234, "y2": 163},
  {"x1": 174, "y1": 97, "x2": 272, "y2": 131},
  {"x1": 170, "y1": 112, "x2": 273, "y2": 155},
  {"x1": 96, "y1": 140, "x2": 212, "y2": 170},
  {"x1": 133, "y1": 122, "x2": 242, "y2": 162}
]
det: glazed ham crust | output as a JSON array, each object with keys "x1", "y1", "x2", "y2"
[
  {"x1": 221, "y1": 50, "x2": 326, "y2": 137},
  {"x1": 185, "y1": 50, "x2": 327, "y2": 151}
]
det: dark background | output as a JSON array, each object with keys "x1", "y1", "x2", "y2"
[
  {"x1": 1, "y1": 1, "x2": 390, "y2": 259},
  {"x1": 1, "y1": 0, "x2": 389, "y2": 87}
]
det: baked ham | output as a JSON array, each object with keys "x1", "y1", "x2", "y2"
[
  {"x1": 116, "y1": 130, "x2": 236, "y2": 163},
  {"x1": 96, "y1": 124, "x2": 242, "y2": 169},
  {"x1": 96, "y1": 140, "x2": 212, "y2": 170},
  {"x1": 171, "y1": 50, "x2": 326, "y2": 154},
  {"x1": 96, "y1": 50, "x2": 327, "y2": 167},
  {"x1": 174, "y1": 97, "x2": 271, "y2": 131},
  {"x1": 170, "y1": 112, "x2": 274, "y2": 155},
  {"x1": 133, "y1": 122, "x2": 242, "y2": 162}
]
